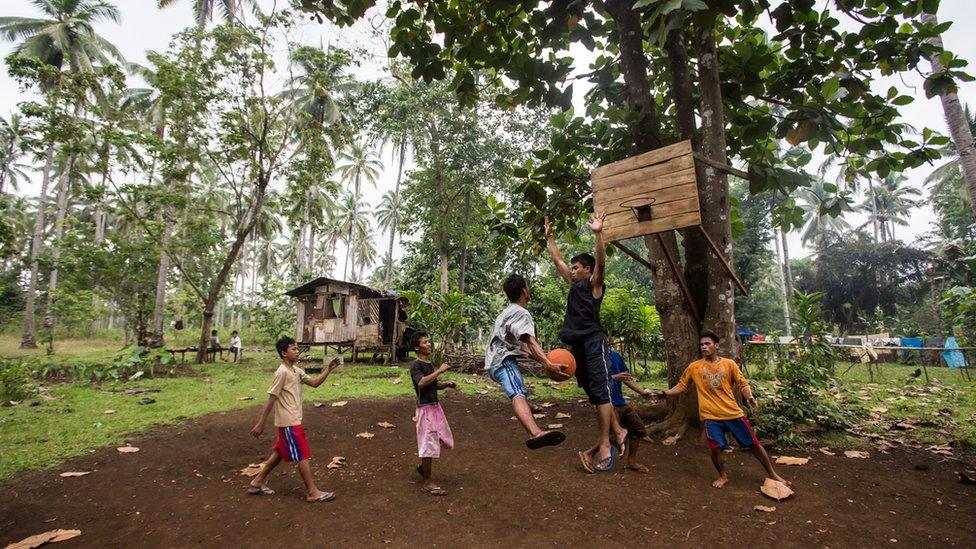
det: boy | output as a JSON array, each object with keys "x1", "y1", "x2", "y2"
[
  {"x1": 485, "y1": 274, "x2": 571, "y2": 450},
  {"x1": 659, "y1": 330, "x2": 788, "y2": 488},
  {"x1": 248, "y1": 336, "x2": 341, "y2": 502},
  {"x1": 545, "y1": 214, "x2": 628, "y2": 472},
  {"x1": 581, "y1": 348, "x2": 655, "y2": 473},
  {"x1": 230, "y1": 330, "x2": 242, "y2": 364},
  {"x1": 410, "y1": 332, "x2": 456, "y2": 496},
  {"x1": 208, "y1": 329, "x2": 221, "y2": 363}
]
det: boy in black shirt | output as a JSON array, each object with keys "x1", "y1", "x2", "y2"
[
  {"x1": 410, "y1": 332, "x2": 456, "y2": 496},
  {"x1": 545, "y1": 213, "x2": 628, "y2": 472}
]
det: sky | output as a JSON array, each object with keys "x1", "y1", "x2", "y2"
[{"x1": 1, "y1": 0, "x2": 974, "y2": 280}]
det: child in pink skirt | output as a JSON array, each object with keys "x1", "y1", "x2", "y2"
[{"x1": 409, "y1": 332, "x2": 455, "y2": 496}]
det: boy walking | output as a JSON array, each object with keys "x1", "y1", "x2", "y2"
[
  {"x1": 659, "y1": 330, "x2": 788, "y2": 488},
  {"x1": 485, "y1": 274, "x2": 571, "y2": 450},
  {"x1": 230, "y1": 330, "x2": 242, "y2": 364},
  {"x1": 410, "y1": 332, "x2": 456, "y2": 496},
  {"x1": 248, "y1": 336, "x2": 340, "y2": 502},
  {"x1": 545, "y1": 214, "x2": 627, "y2": 472}
]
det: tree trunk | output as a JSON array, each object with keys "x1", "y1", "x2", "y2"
[
  {"x1": 94, "y1": 134, "x2": 111, "y2": 243},
  {"x1": 20, "y1": 142, "x2": 56, "y2": 348},
  {"x1": 867, "y1": 178, "x2": 879, "y2": 241},
  {"x1": 458, "y1": 189, "x2": 471, "y2": 296},
  {"x1": 428, "y1": 121, "x2": 449, "y2": 294},
  {"x1": 42, "y1": 150, "x2": 77, "y2": 349},
  {"x1": 148, "y1": 214, "x2": 175, "y2": 348},
  {"x1": 922, "y1": 12, "x2": 976, "y2": 220},
  {"x1": 779, "y1": 228, "x2": 795, "y2": 297},
  {"x1": 775, "y1": 229, "x2": 792, "y2": 337},
  {"x1": 386, "y1": 139, "x2": 406, "y2": 285}
]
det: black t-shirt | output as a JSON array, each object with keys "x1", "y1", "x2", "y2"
[
  {"x1": 559, "y1": 277, "x2": 606, "y2": 344},
  {"x1": 410, "y1": 360, "x2": 439, "y2": 405}
]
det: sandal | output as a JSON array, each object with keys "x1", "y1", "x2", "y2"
[
  {"x1": 526, "y1": 430, "x2": 566, "y2": 450},
  {"x1": 246, "y1": 486, "x2": 274, "y2": 495},
  {"x1": 307, "y1": 491, "x2": 335, "y2": 503},
  {"x1": 593, "y1": 445, "x2": 617, "y2": 473},
  {"x1": 578, "y1": 451, "x2": 595, "y2": 474},
  {"x1": 423, "y1": 486, "x2": 448, "y2": 496}
]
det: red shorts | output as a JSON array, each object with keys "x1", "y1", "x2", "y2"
[{"x1": 272, "y1": 425, "x2": 311, "y2": 462}]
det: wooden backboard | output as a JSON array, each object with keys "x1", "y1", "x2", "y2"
[{"x1": 591, "y1": 140, "x2": 701, "y2": 242}]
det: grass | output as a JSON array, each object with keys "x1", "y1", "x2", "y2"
[{"x1": 1, "y1": 336, "x2": 974, "y2": 479}]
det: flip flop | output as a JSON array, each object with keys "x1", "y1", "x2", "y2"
[
  {"x1": 307, "y1": 491, "x2": 335, "y2": 503},
  {"x1": 247, "y1": 486, "x2": 274, "y2": 495},
  {"x1": 526, "y1": 430, "x2": 566, "y2": 450},
  {"x1": 578, "y1": 451, "x2": 595, "y2": 474},
  {"x1": 593, "y1": 445, "x2": 617, "y2": 473},
  {"x1": 423, "y1": 486, "x2": 447, "y2": 496}
]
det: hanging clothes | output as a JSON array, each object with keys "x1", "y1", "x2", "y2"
[{"x1": 942, "y1": 337, "x2": 968, "y2": 368}]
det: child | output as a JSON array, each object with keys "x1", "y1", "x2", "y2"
[
  {"x1": 248, "y1": 336, "x2": 341, "y2": 502},
  {"x1": 485, "y1": 274, "x2": 570, "y2": 449},
  {"x1": 545, "y1": 214, "x2": 628, "y2": 472},
  {"x1": 410, "y1": 332, "x2": 456, "y2": 496},
  {"x1": 208, "y1": 329, "x2": 221, "y2": 363},
  {"x1": 230, "y1": 330, "x2": 242, "y2": 364},
  {"x1": 581, "y1": 348, "x2": 655, "y2": 473},
  {"x1": 659, "y1": 330, "x2": 788, "y2": 488}
]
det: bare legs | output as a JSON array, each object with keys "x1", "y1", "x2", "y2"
[
  {"x1": 512, "y1": 395, "x2": 544, "y2": 437},
  {"x1": 248, "y1": 451, "x2": 331, "y2": 501},
  {"x1": 710, "y1": 443, "x2": 787, "y2": 488},
  {"x1": 418, "y1": 457, "x2": 446, "y2": 495}
]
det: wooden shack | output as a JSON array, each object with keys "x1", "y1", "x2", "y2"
[{"x1": 285, "y1": 277, "x2": 408, "y2": 363}]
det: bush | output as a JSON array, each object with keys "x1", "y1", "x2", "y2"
[{"x1": 0, "y1": 359, "x2": 35, "y2": 401}]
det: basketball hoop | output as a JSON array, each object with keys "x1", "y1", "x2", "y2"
[{"x1": 619, "y1": 196, "x2": 657, "y2": 222}]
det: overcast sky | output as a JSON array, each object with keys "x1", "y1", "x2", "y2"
[{"x1": 1, "y1": 0, "x2": 974, "y2": 278}]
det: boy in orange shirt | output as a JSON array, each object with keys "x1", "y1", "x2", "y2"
[{"x1": 659, "y1": 330, "x2": 787, "y2": 488}]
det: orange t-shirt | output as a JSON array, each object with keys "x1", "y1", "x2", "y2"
[{"x1": 675, "y1": 357, "x2": 749, "y2": 420}]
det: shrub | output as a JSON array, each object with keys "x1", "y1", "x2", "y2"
[{"x1": 0, "y1": 359, "x2": 35, "y2": 401}]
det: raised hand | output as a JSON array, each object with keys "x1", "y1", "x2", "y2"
[
  {"x1": 543, "y1": 216, "x2": 553, "y2": 237},
  {"x1": 588, "y1": 210, "x2": 607, "y2": 233},
  {"x1": 327, "y1": 356, "x2": 342, "y2": 371}
]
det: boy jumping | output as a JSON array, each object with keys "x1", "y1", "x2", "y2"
[
  {"x1": 248, "y1": 336, "x2": 340, "y2": 502},
  {"x1": 545, "y1": 214, "x2": 627, "y2": 472},
  {"x1": 485, "y1": 274, "x2": 571, "y2": 450},
  {"x1": 410, "y1": 332, "x2": 456, "y2": 496},
  {"x1": 659, "y1": 330, "x2": 788, "y2": 488}
]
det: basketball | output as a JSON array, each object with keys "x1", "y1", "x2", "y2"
[{"x1": 546, "y1": 348, "x2": 576, "y2": 380}]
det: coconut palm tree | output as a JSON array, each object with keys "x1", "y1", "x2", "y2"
[
  {"x1": 796, "y1": 178, "x2": 853, "y2": 248},
  {"x1": 1, "y1": 0, "x2": 123, "y2": 348},
  {"x1": 860, "y1": 174, "x2": 922, "y2": 241},
  {"x1": 281, "y1": 45, "x2": 357, "y2": 131},
  {"x1": 0, "y1": 113, "x2": 32, "y2": 194},
  {"x1": 336, "y1": 140, "x2": 382, "y2": 278},
  {"x1": 156, "y1": 0, "x2": 257, "y2": 29}
]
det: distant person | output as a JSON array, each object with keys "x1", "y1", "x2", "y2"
[
  {"x1": 230, "y1": 330, "x2": 242, "y2": 364},
  {"x1": 485, "y1": 274, "x2": 569, "y2": 450},
  {"x1": 208, "y1": 329, "x2": 221, "y2": 363},
  {"x1": 658, "y1": 330, "x2": 788, "y2": 488},
  {"x1": 410, "y1": 332, "x2": 456, "y2": 496},
  {"x1": 248, "y1": 336, "x2": 341, "y2": 502}
]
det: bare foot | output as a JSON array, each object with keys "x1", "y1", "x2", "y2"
[
  {"x1": 712, "y1": 476, "x2": 729, "y2": 488},
  {"x1": 769, "y1": 474, "x2": 791, "y2": 486},
  {"x1": 626, "y1": 462, "x2": 650, "y2": 473}
]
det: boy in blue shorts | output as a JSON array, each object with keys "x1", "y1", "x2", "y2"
[
  {"x1": 659, "y1": 330, "x2": 788, "y2": 488},
  {"x1": 485, "y1": 274, "x2": 571, "y2": 450}
]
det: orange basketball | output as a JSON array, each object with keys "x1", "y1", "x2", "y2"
[{"x1": 546, "y1": 348, "x2": 576, "y2": 380}]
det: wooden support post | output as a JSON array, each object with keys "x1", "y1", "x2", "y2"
[
  {"x1": 614, "y1": 236, "x2": 702, "y2": 325},
  {"x1": 692, "y1": 152, "x2": 751, "y2": 180},
  {"x1": 696, "y1": 225, "x2": 748, "y2": 295}
]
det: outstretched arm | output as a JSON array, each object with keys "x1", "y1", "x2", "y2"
[
  {"x1": 544, "y1": 217, "x2": 571, "y2": 284},
  {"x1": 304, "y1": 357, "x2": 341, "y2": 388},
  {"x1": 612, "y1": 372, "x2": 654, "y2": 399},
  {"x1": 521, "y1": 334, "x2": 571, "y2": 381},
  {"x1": 590, "y1": 211, "x2": 607, "y2": 293}
]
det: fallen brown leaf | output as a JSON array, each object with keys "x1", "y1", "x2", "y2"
[
  {"x1": 331, "y1": 401, "x2": 348, "y2": 407},
  {"x1": 532, "y1": 413, "x2": 545, "y2": 419},
  {"x1": 377, "y1": 421, "x2": 395, "y2": 429},
  {"x1": 555, "y1": 412, "x2": 572, "y2": 419},
  {"x1": 540, "y1": 402, "x2": 556, "y2": 408},
  {"x1": 239, "y1": 463, "x2": 263, "y2": 477},
  {"x1": 753, "y1": 505, "x2": 777, "y2": 513},
  {"x1": 844, "y1": 450, "x2": 870, "y2": 459},
  {"x1": 760, "y1": 478, "x2": 794, "y2": 501},
  {"x1": 775, "y1": 456, "x2": 810, "y2": 466},
  {"x1": 103, "y1": 410, "x2": 116, "y2": 415},
  {"x1": 818, "y1": 447, "x2": 836, "y2": 456},
  {"x1": 237, "y1": 396, "x2": 254, "y2": 401},
  {"x1": 6, "y1": 529, "x2": 82, "y2": 549},
  {"x1": 464, "y1": 378, "x2": 476, "y2": 384},
  {"x1": 476, "y1": 390, "x2": 488, "y2": 395},
  {"x1": 116, "y1": 446, "x2": 139, "y2": 453},
  {"x1": 356, "y1": 431, "x2": 375, "y2": 439},
  {"x1": 870, "y1": 406, "x2": 888, "y2": 414},
  {"x1": 327, "y1": 456, "x2": 346, "y2": 470},
  {"x1": 58, "y1": 471, "x2": 91, "y2": 478},
  {"x1": 547, "y1": 423, "x2": 563, "y2": 429},
  {"x1": 313, "y1": 402, "x2": 326, "y2": 408},
  {"x1": 662, "y1": 435, "x2": 680, "y2": 446},
  {"x1": 391, "y1": 377, "x2": 402, "y2": 385}
]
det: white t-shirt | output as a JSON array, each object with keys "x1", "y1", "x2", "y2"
[
  {"x1": 231, "y1": 335, "x2": 242, "y2": 349},
  {"x1": 484, "y1": 303, "x2": 536, "y2": 372}
]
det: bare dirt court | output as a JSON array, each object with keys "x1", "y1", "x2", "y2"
[{"x1": 2, "y1": 394, "x2": 974, "y2": 547}]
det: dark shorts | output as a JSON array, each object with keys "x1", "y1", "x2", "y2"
[
  {"x1": 616, "y1": 404, "x2": 647, "y2": 439},
  {"x1": 704, "y1": 417, "x2": 759, "y2": 451},
  {"x1": 570, "y1": 336, "x2": 612, "y2": 406},
  {"x1": 230, "y1": 346, "x2": 240, "y2": 355}
]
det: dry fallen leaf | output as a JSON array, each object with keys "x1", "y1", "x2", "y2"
[
  {"x1": 237, "y1": 396, "x2": 254, "y2": 401},
  {"x1": 332, "y1": 401, "x2": 348, "y2": 407},
  {"x1": 844, "y1": 450, "x2": 870, "y2": 459},
  {"x1": 818, "y1": 447, "x2": 836, "y2": 456},
  {"x1": 391, "y1": 377, "x2": 402, "y2": 385},
  {"x1": 377, "y1": 421, "x2": 395, "y2": 429},
  {"x1": 356, "y1": 431, "x2": 375, "y2": 439},
  {"x1": 103, "y1": 410, "x2": 116, "y2": 415},
  {"x1": 464, "y1": 378, "x2": 476, "y2": 384},
  {"x1": 58, "y1": 471, "x2": 91, "y2": 478},
  {"x1": 6, "y1": 529, "x2": 82, "y2": 549},
  {"x1": 116, "y1": 446, "x2": 139, "y2": 453},
  {"x1": 760, "y1": 478, "x2": 794, "y2": 501},
  {"x1": 313, "y1": 402, "x2": 326, "y2": 408},
  {"x1": 555, "y1": 412, "x2": 572, "y2": 419},
  {"x1": 532, "y1": 413, "x2": 545, "y2": 419},
  {"x1": 239, "y1": 463, "x2": 263, "y2": 477},
  {"x1": 870, "y1": 406, "x2": 888, "y2": 414},
  {"x1": 775, "y1": 456, "x2": 810, "y2": 466},
  {"x1": 662, "y1": 435, "x2": 680, "y2": 446},
  {"x1": 547, "y1": 423, "x2": 564, "y2": 429},
  {"x1": 541, "y1": 402, "x2": 557, "y2": 408},
  {"x1": 754, "y1": 505, "x2": 777, "y2": 513},
  {"x1": 327, "y1": 456, "x2": 346, "y2": 470}
]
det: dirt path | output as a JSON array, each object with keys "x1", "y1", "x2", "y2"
[{"x1": 2, "y1": 394, "x2": 974, "y2": 547}]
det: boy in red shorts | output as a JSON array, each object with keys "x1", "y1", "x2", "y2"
[
  {"x1": 248, "y1": 336, "x2": 341, "y2": 502},
  {"x1": 659, "y1": 330, "x2": 788, "y2": 488}
]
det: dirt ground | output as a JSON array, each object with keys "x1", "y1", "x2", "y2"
[{"x1": 2, "y1": 394, "x2": 975, "y2": 548}]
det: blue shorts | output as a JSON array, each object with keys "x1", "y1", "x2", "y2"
[
  {"x1": 705, "y1": 417, "x2": 759, "y2": 450},
  {"x1": 489, "y1": 357, "x2": 528, "y2": 399}
]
